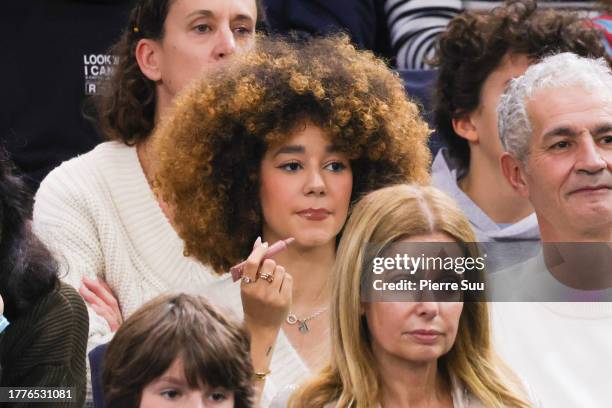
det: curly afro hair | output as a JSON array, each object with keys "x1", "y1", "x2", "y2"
[
  {"x1": 154, "y1": 35, "x2": 431, "y2": 274},
  {"x1": 433, "y1": 0, "x2": 611, "y2": 170}
]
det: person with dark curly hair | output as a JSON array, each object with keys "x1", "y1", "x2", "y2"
[
  {"x1": 430, "y1": 0, "x2": 610, "y2": 265},
  {"x1": 152, "y1": 34, "x2": 431, "y2": 406},
  {"x1": 103, "y1": 293, "x2": 255, "y2": 408},
  {"x1": 32, "y1": 0, "x2": 265, "y2": 355},
  {"x1": 0, "y1": 149, "x2": 89, "y2": 407}
]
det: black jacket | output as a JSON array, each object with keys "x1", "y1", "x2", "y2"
[
  {"x1": 0, "y1": 0, "x2": 133, "y2": 191},
  {"x1": 263, "y1": 0, "x2": 392, "y2": 60}
]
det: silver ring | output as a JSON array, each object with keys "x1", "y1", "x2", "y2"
[{"x1": 241, "y1": 276, "x2": 254, "y2": 284}]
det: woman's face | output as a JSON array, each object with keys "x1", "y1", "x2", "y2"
[
  {"x1": 153, "y1": 0, "x2": 257, "y2": 101},
  {"x1": 259, "y1": 122, "x2": 353, "y2": 247},
  {"x1": 365, "y1": 233, "x2": 464, "y2": 365},
  {"x1": 140, "y1": 358, "x2": 234, "y2": 408}
]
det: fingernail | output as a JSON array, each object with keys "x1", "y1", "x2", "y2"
[
  {"x1": 262, "y1": 242, "x2": 269, "y2": 249},
  {"x1": 254, "y1": 236, "x2": 262, "y2": 247}
]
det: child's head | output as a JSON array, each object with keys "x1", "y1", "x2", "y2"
[{"x1": 102, "y1": 293, "x2": 254, "y2": 407}]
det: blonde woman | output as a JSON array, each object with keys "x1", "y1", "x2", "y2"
[{"x1": 291, "y1": 184, "x2": 538, "y2": 408}]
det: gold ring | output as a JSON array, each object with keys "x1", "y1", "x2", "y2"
[{"x1": 259, "y1": 273, "x2": 274, "y2": 284}]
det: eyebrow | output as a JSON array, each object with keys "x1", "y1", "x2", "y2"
[
  {"x1": 186, "y1": 9, "x2": 213, "y2": 19},
  {"x1": 543, "y1": 127, "x2": 578, "y2": 139},
  {"x1": 233, "y1": 14, "x2": 254, "y2": 24},
  {"x1": 543, "y1": 123, "x2": 612, "y2": 140},
  {"x1": 272, "y1": 145, "x2": 339, "y2": 157},
  {"x1": 186, "y1": 10, "x2": 254, "y2": 23},
  {"x1": 593, "y1": 124, "x2": 612, "y2": 135},
  {"x1": 156, "y1": 376, "x2": 187, "y2": 386}
]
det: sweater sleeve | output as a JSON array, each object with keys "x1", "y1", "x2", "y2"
[
  {"x1": 1, "y1": 283, "x2": 89, "y2": 408},
  {"x1": 33, "y1": 160, "x2": 115, "y2": 352},
  {"x1": 385, "y1": 0, "x2": 461, "y2": 69}
]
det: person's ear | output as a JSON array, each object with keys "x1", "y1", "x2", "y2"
[
  {"x1": 500, "y1": 152, "x2": 529, "y2": 198},
  {"x1": 135, "y1": 38, "x2": 162, "y2": 82},
  {"x1": 452, "y1": 112, "x2": 479, "y2": 143}
]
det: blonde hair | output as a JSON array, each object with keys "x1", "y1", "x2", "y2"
[{"x1": 291, "y1": 184, "x2": 531, "y2": 408}]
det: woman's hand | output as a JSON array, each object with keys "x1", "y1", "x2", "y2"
[
  {"x1": 240, "y1": 237, "x2": 293, "y2": 402},
  {"x1": 80, "y1": 276, "x2": 123, "y2": 332},
  {"x1": 241, "y1": 237, "x2": 293, "y2": 331}
]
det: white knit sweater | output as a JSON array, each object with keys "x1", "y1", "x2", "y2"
[{"x1": 33, "y1": 141, "x2": 219, "y2": 351}]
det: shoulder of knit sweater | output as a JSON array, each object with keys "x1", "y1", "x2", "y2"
[
  {"x1": 34, "y1": 141, "x2": 133, "y2": 214},
  {"x1": 38, "y1": 141, "x2": 131, "y2": 188}
]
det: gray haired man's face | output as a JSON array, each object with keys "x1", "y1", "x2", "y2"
[{"x1": 519, "y1": 86, "x2": 612, "y2": 240}]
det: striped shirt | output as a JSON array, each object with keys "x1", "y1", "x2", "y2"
[{"x1": 386, "y1": 0, "x2": 599, "y2": 69}]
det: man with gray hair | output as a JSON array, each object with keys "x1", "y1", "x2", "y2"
[
  {"x1": 430, "y1": 2, "x2": 610, "y2": 273},
  {"x1": 492, "y1": 52, "x2": 612, "y2": 407},
  {"x1": 499, "y1": 52, "x2": 612, "y2": 243}
]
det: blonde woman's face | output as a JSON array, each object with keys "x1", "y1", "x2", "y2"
[
  {"x1": 259, "y1": 122, "x2": 353, "y2": 247},
  {"x1": 365, "y1": 233, "x2": 463, "y2": 364},
  {"x1": 140, "y1": 358, "x2": 234, "y2": 408}
]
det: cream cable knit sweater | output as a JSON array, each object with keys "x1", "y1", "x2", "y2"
[{"x1": 32, "y1": 141, "x2": 219, "y2": 352}]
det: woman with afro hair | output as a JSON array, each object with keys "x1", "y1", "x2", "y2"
[{"x1": 152, "y1": 35, "x2": 431, "y2": 406}]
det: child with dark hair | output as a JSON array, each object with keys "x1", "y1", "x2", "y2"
[
  {"x1": 0, "y1": 149, "x2": 88, "y2": 407},
  {"x1": 103, "y1": 293, "x2": 255, "y2": 408}
]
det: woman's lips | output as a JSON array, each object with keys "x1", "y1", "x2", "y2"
[
  {"x1": 406, "y1": 330, "x2": 443, "y2": 344},
  {"x1": 296, "y1": 208, "x2": 331, "y2": 221}
]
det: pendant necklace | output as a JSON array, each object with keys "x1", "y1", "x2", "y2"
[{"x1": 286, "y1": 307, "x2": 328, "y2": 333}]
